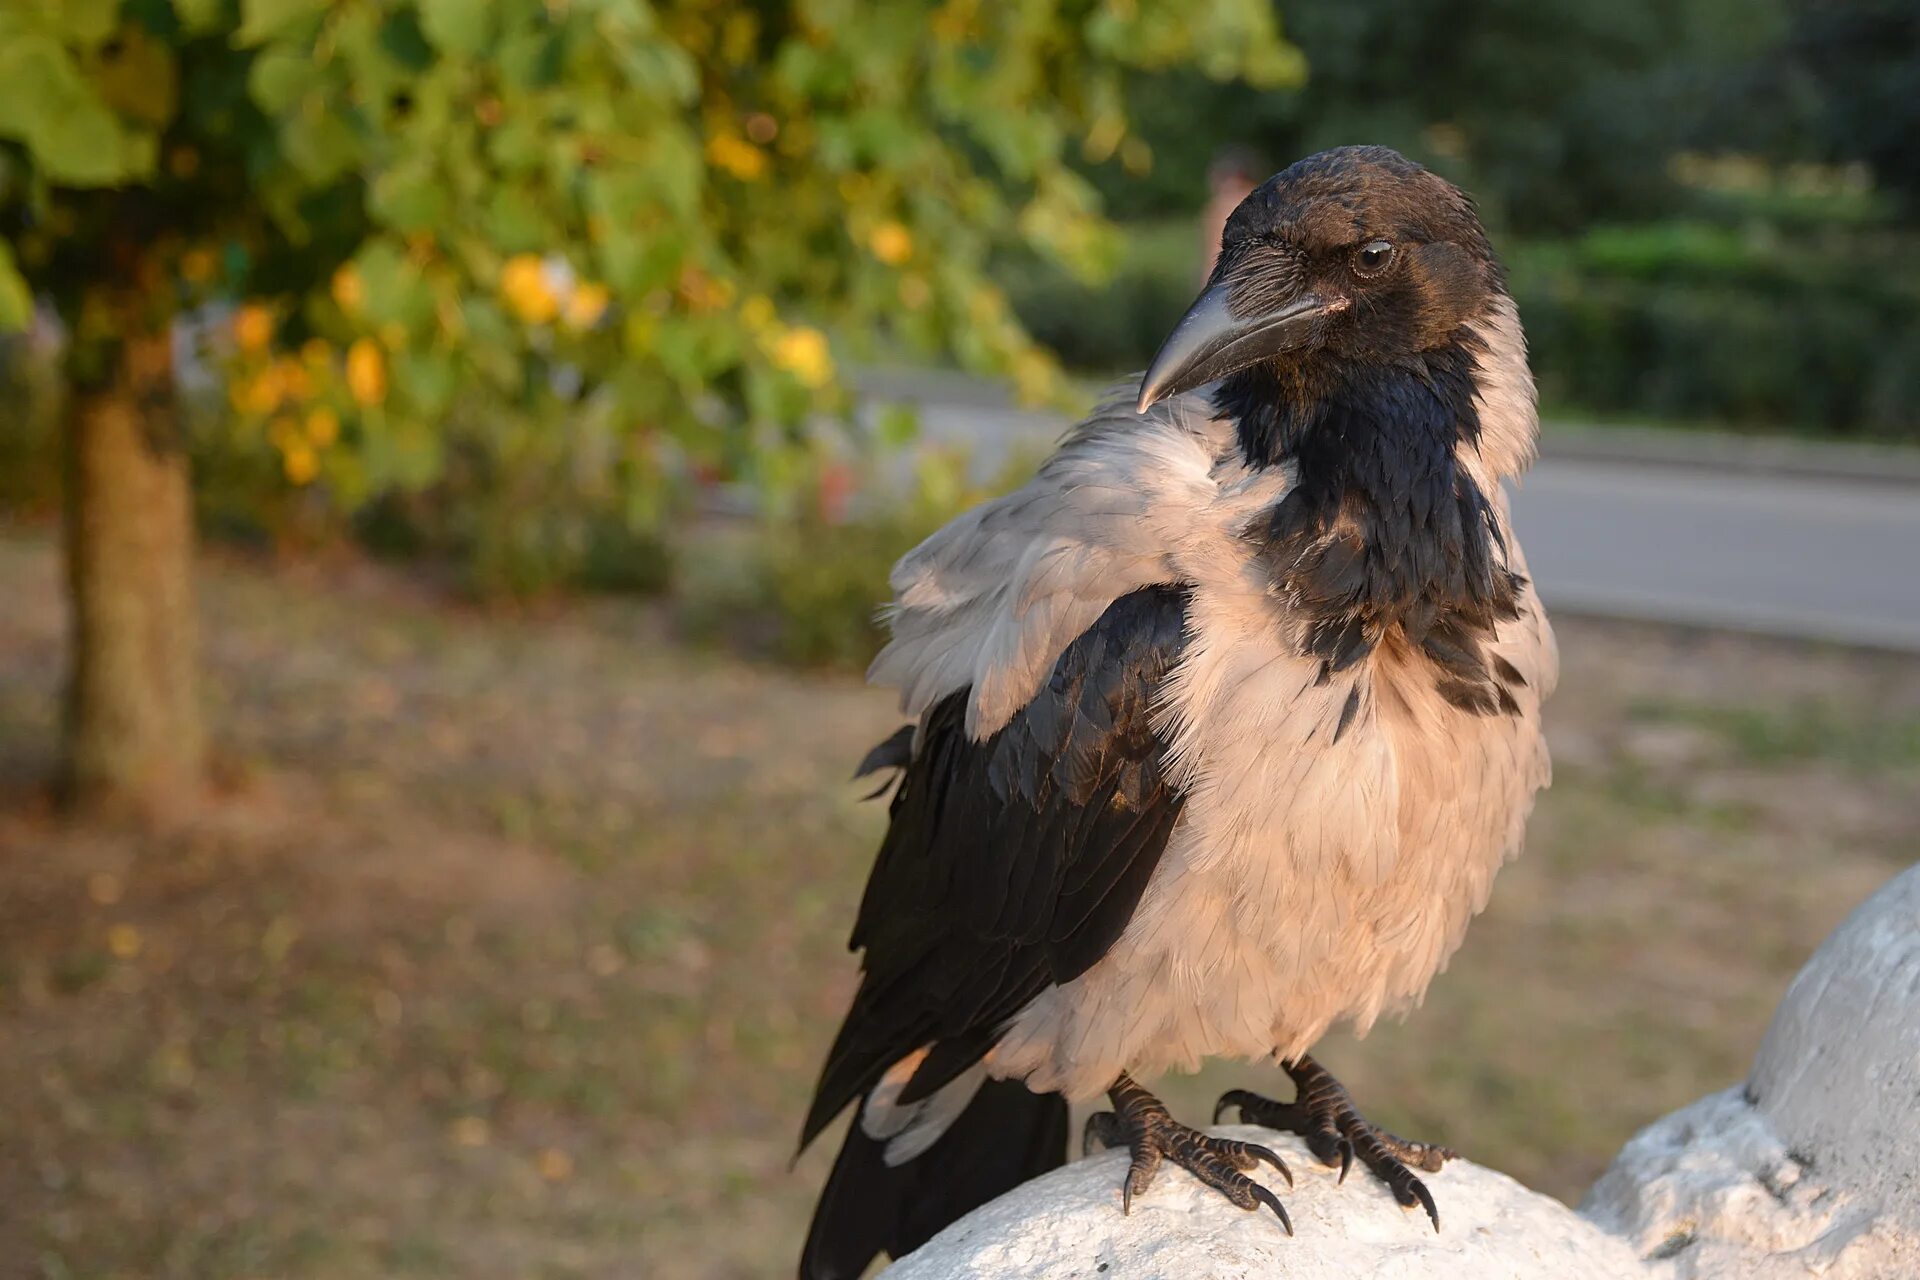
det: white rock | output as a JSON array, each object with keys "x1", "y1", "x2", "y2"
[
  {"x1": 1750, "y1": 863, "x2": 1920, "y2": 1237},
  {"x1": 1581, "y1": 864, "x2": 1920, "y2": 1278},
  {"x1": 881, "y1": 1125, "x2": 1650, "y2": 1280}
]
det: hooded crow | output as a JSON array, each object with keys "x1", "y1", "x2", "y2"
[{"x1": 797, "y1": 145, "x2": 1557, "y2": 1278}]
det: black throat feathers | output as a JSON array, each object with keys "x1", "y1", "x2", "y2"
[{"x1": 1215, "y1": 334, "x2": 1527, "y2": 716}]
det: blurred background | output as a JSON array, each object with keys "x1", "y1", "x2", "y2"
[{"x1": 1, "y1": 1, "x2": 1917, "y2": 1277}]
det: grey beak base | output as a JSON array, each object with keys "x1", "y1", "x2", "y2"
[{"x1": 1136, "y1": 284, "x2": 1341, "y2": 413}]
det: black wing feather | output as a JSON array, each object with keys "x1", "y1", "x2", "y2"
[{"x1": 801, "y1": 585, "x2": 1192, "y2": 1147}]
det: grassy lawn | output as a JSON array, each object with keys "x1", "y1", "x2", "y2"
[{"x1": 3, "y1": 528, "x2": 1917, "y2": 1279}]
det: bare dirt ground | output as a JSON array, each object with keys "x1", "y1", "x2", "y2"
[{"x1": 3, "y1": 528, "x2": 1917, "y2": 1280}]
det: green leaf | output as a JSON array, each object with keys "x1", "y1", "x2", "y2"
[
  {"x1": 248, "y1": 47, "x2": 321, "y2": 113},
  {"x1": 394, "y1": 349, "x2": 457, "y2": 416},
  {"x1": 0, "y1": 241, "x2": 34, "y2": 332},
  {"x1": 278, "y1": 108, "x2": 359, "y2": 184},
  {"x1": 368, "y1": 161, "x2": 449, "y2": 234},
  {"x1": 38, "y1": 96, "x2": 134, "y2": 186},
  {"x1": 171, "y1": 0, "x2": 224, "y2": 36},
  {"x1": 236, "y1": 0, "x2": 327, "y2": 47},
  {"x1": 0, "y1": 31, "x2": 149, "y2": 183},
  {"x1": 351, "y1": 238, "x2": 436, "y2": 333},
  {"x1": 483, "y1": 187, "x2": 552, "y2": 253},
  {"x1": 418, "y1": 0, "x2": 494, "y2": 58},
  {"x1": 57, "y1": 0, "x2": 121, "y2": 47}
]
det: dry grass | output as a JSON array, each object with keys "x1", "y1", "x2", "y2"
[{"x1": 2, "y1": 529, "x2": 1916, "y2": 1280}]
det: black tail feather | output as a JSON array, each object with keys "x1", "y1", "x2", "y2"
[{"x1": 798, "y1": 1079, "x2": 1067, "y2": 1280}]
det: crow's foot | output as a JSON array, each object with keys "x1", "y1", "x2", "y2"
[
  {"x1": 1086, "y1": 1072, "x2": 1292, "y2": 1232},
  {"x1": 1214, "y1": 1054, "x2": 1453, "y2": 1231}
]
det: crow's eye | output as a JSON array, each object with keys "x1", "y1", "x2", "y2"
[{"x1": 1352, "y1": 240, "x2": 1395, "y2": 277}]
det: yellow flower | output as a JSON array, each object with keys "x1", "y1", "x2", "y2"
[
  {"x1": 276, "y1": 357, "x2": 311, "y2": 404},
  {"x1": 237, "y1": 366, "x2": 284, "y2": 417},
  {"x1": 233, "y1": 303, "x2": 274, "y2": 354},
  {"x1": 346, "y1": 339, "x2": 386, "y2": 407},
  {"x1": 500, "y1": 253, "x2": 559, "y2": 325},
  {"x1": 870, "y1": 221, "x2": 913, "y2": 266},
  {"x1": 106, "y1": 923, "x2": 142, "y2": 960},
  {"x1": 332, "y1": 264, "x2": 364, "y2": 315},
  {"x1": 739, "y1": 294, "x2": 777, "y2": 332},
  {"x1": 564, "y1": 281, "x2": 610, "y2": 331},
  {"x1": 300, "y1": 337, "x2": 331, "y2": 367},
  {"x1": 772, "y1": 325, "x2": 834, "y2": 389},
  {"x1": 180, "y1": 247, "x2": 217, "y2": 285},
  {"x1": 306, "y1": 406, "x2": 340, "y2": 448},
  {"x1": 282, "y1": 442, "x2": 319, "y2": 486},
  {"x1": 707, "y1": 133, "x2": 767, "y2": 181}
]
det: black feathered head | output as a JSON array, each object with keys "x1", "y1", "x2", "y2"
[{"x1": 1139, "y1": 147, "x2": 1504, "y2": 411}]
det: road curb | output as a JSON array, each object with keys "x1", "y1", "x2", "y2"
[{"x1": 1540, "y1": 424, "x2": 1920, "y2": 488}]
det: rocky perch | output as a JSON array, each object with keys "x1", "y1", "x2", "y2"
[{"x1": 881, "y1": 865, "x2": 1920, "y2": 1279}]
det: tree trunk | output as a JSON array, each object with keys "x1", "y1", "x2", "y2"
[{"x1": 61, "y1": 326, "x2": 204, "y2": 815}]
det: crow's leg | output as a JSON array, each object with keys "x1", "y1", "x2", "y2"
[
  {"x1": 1084, "y1": 1072, "x2": 1293, "y2": 1231},
  {"x1": 1214, "y1": 1053, "x2": 1453, "y2": 1231}
]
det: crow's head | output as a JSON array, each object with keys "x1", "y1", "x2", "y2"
[{"x1": 1138, "y1": 146, "x2": 1503, "y2": 413}]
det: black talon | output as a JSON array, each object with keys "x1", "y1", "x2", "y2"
[
  {"x1": 1090, "y1": 1073, "x2": 1293, "y2": 1229},
  {"x1": 1208, "y1": 1053, "x2": 1453, "y2": 1231},
  {"x1": 1250, "y1": 1182, "x2": 1294, "y2": 1235},
  {"x1": 1247, "y1": 1142, "x2": 1294, "y2": 1188},
  {"x1": 1410, "y1": 1177, "x2": 1441, "y2": 1232}
]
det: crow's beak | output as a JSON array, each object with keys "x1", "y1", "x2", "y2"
[{"x1": 1136, "y1": 281, "x2": 1347, "y2": 413}]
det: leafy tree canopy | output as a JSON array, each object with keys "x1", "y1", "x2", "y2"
[{"x1": 0, "y1": 0, "x2": 1301, "y2": 524}]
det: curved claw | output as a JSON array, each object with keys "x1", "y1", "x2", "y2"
[
  {"x1": 1250, "y1": 1182, "x2": 1294, "y2": 1236},
  {"x1": 1335, "y1": 1135, "x2": 1354, "y2": 1185},
  {"x1": 1247, "y1": 1142, "x2": 1294, "y2": 1188},
  {"x1": 1409, "y1": 1177, "x2": 1440, "y2": 1232}
]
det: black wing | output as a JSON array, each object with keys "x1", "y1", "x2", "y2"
[{"x1": 800, "y1": 585, "x2": 1192, "y2": 1149}]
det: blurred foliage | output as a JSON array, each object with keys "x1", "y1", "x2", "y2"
[
  {"x1": 1000, "y1": 218, "x2": 1200, "y2": 376},
  {"x1": 1081, "y1": 0, "x2": 1790, "y2": 234},
  {"x1": 1713, "y1": 0, "x2": 1920, "y2": 215},
  {"x1": 1010, "y1": 211, "x2": 1920, "y2": 440},
  {"x1": 0, "y1": 336, "x2": 62, "y2": 513},
  {"x1": 0, "y1": 0, "x2": 1300, "y2": 590},
  {"x1": 681, "y1": 445, "x2": 1035, "y2": 669}
]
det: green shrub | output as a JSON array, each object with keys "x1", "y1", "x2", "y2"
[
  {"x1": 681, "y1": 447, "x2": 1036, "y2": 671},
  {"x1": 1512, "y1": 235, "x2": 1920, "y2": 438},
  {"x1": 998, "y1": 220, "x2": 1204, "y2": 377}
]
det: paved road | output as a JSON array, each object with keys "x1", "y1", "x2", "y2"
[
  {"x1": 1512, "y1": 458, "x2": 1920, "y2": 651},
  {"x1": 882, "y1": 388, "x2": 1920, "y2": 652}
]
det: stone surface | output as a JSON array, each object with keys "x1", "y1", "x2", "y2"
[
  {"x1": 1582, "y1": 864, "x2": 1920, "y2": 1278},
  {"x1": 1750, "y1": 863, "x2": 1920, "y2": 1237},
  {"x1": 1580, "y1": 1088, "x2": 1901, "y2": 1278},
  {"x1": 880, "y1": 1126, "x2": 1650, "y2": 1280}
]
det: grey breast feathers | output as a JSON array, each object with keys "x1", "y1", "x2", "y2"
[{"x1": 868, "y1": 390, "x2": 1249, "y2": 741}]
